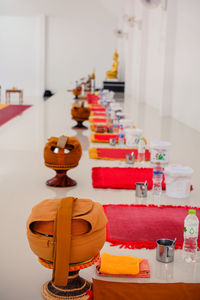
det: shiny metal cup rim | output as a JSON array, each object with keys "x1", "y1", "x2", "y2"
[{"x1": 156, "y1": 239, "x2": 174, "y2": 246}]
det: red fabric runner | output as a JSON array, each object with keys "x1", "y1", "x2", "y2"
[
  {"x1": 103, "y1": 204, "x2": 200, "y2": 249},
  {"x1": 87, "y1": 94, "x2": 99, "y2": 104},
  {"x1": 92, "y1": 167, "x2": 165, "y2": 190},
  {"x1": 90, "y1": 107, "x2": 106, "y2": 112},
  {"x1": 0, "y1": 104, "x2": 32, "y2": 126},
  {"x1": 92, "y1": 124, "x2": 107, "y2": 131},
  {"x1": 91, "y1": 118, "x2": 107, "y2": 123},
  {"x1": 93, "y1": 133, "x2": 118, "y2": 142},
  {"x1": 96, "y1": 148, "x2": 151, "y2": 161},
  {"x1": 91, "y1": 112, "x2": 106, "y2": 116}
]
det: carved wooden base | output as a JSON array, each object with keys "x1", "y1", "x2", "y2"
[
  {"x1": 41, "y1": 271, "x2": 91, "y2": 300},
  {"x1": 72, "y1": 121, "x2": 88, "y2": 130},
  {"x1": 46, "y1": 170, "x2": 77, "y2": 187}
]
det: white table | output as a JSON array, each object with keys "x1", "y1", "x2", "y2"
[{"x1": 0, "y1": 92, "x2": 199, "y2": 300}]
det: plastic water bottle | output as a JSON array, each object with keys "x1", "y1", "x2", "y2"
[
  {"x1": 183, "y1": 209, "x2": 199, "y2": 262},
  {"x1": 118, "y1": 124, "x2": 125, "y2": 146},
  {"x1": 152, "y1": 166, "x2": 163, "y2": 197},
  {"x1": 138, "y1": 138, "x2": 145, "y2": 162},
  {"x1": 110, "y1": 110, "x2": 115, "y2": 121},
  {"x1": 113, "y1": 118, "x2": 119, "y2": 133},
  {"x1": 106, "y1": 107, "x2": 112, "y2": 129},
  {"x1": 106, "y1": 107, "x2": 112, "y2": 119}
]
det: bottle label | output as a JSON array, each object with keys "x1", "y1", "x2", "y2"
[
  {"x1": 151, "y1": 149, "x2": 168, "y2": 162},
  {"x1": 184, "y1": 224, "x2": 199, "y2": 237}
]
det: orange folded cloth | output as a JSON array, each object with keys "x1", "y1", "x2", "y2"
[
  {"x1": 88, "y1": 104, "x2": 104, "y2": 109},
  {"x1": 96, "y1": 258, "x2": 150, "y2": 278},
  {"x1": 90, "y1": 112, "x2": 106, "y2": 117},
  {"x1": 99, "y1": 253, "x2": 143, "y2": 276},
  {"x1": 89, "y1": 117, "x2": 107, "y2": 123},
  {"x1": 0, "y1": 104, "x2": 10, "y2": 110},
  {"x1": 90, "y1": 124, "x2": 107, "y2": 132}
]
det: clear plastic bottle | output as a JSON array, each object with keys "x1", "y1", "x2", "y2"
[
  {"x1": 183, "y1": 209, "x2": 199, "y2": 262},
  {"x1": 106, "y1": 107, "x2": 112, "y2": 130},
  {"x1": 152, "y1": 166, "x2": 163, "y2": 197},
  {"x1": 118, "y1": 124, "x2": 125, "y2": 146},
  {"x1": 113, "y1": 118, "x2": 119, "y2": 133},
  {"x1": 138, "y1": 138, "x2": 145, "y2": 162},
  {"x1": 110, "y1": 110, "x2": 115, "y2": 122}
]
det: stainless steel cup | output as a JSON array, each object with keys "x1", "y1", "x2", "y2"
[
  {"x1": 156, "y1": 239, "x2": 175, "y2": 263},
  {"x1": 136, "y1": 182, "x2": 148, "y2": 198},
  {"x1": 107, "y1": 126, "x2": 114, "y2": 133},
  {"x1": 126, "y1": 153, "x2": 135, "y2": 164},
  {"x1": 109, "y1": 138, "x2": 116, "y2": 146}
]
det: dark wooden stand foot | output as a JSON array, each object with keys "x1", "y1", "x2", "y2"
[
  {"x1": 41, "y1": 271, "x2": 92, "y2": 300},
  {"x1": 46, "y1": 170, "x2": 76, "y2": 187},
  {"x1": 72, "y1": 121, "x2": 88, "y2": 130}
]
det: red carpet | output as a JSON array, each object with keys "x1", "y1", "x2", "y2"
[
  {"x1": 90, "y1": 148, "x2": 151, "y2": 161},
  {"x1": 90, "y1": 118, "x2": 107, "y2": 123},
  {"x1": 103, "y1": 204, "x2": 200, "y2": 249},
  {"x1": 91, "y1": 133, "x2": 119, "y2": 143},
  {"x1": 90, "y1": 107, "x2": 106, "y2": 112},
  {"x1": 92, "y1": 167, "x2": 165, "y2": 189},
  {"x1": 91, "y1": 112, "x2": 106, "y2": 116},
  {"x1": 0, "y1": 105, "x2": 32, "y2": 126},
  {"x1": 87, "y1": 94, "x2": 99, "y2": 104}
]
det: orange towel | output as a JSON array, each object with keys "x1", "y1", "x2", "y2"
[
  {"x1": 0, "y1": 104, "x2": 10, "y2": 110},
  {"x1": 96, "y1": 259, "x2": 150, "y2": 278},
  {"x1": 99, "y1": 253, "x2": 142, "y2": 275},
  {"x1": 90, "y1": 112, "x2": 106, "y2": 117},
  {"x1": 89, "y1": 117, "x2": 107, "y2": 123}
]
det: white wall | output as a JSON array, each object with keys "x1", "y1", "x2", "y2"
[
  {"x1": 144, "y1": 7, "x2": 166, "y2": 110},
  {"x1": 0, "y1": 16, "x2": 42, "y2": 101},
  {"x1": 0, "y1": 0, "x2": 118, "y2": 98},
  {"x1": 172, "y1": 0, "x2": 200, "y2": 132},
  {"x1": 124, "y1": 1, "x2": 167, "y2": 108},
  {"x1": 123, "y1": 0, "x2": 200, "y2": 132},
  {"x1": 46, "y1": 15, "x2": 117, "y2": 91}
]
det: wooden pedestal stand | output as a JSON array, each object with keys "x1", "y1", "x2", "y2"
[
  {"x1": 72, "y1": 120, "x2": 88, "y2": 130},
  {"x1": 46, "y1": 170, "x2": 76, "y2": 187},
  {"x1": 41, "y1": 271, "x2": 91, "y2": 300}
]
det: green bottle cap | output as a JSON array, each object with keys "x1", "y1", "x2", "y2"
[{"x1": 189, "y1": 209, "x2": 196, "y2": 215}]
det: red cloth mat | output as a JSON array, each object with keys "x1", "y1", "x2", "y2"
[
  {"x1": 0, "y1": 104, "x2": 32, "y2": 126},
  {"x1": 89, "y1": 118, "x2": 107, "y2": 123},
  {"x1": 103, "y1": 204, "x2": 200, "y2": 249},
  {"x1": 92, "y1": 167, "x2": 165, "y2": 189},
  {"x1": 89, "y1": 148, "x2": 151, "y2": 161},
  {"x1": 90, "y1": 124, "x2": 108, "y2": 132},
  {"x1": 91, "y1": 133, "x2": 118, "y2": 143},
  {"x1": 87, "y1": 94, "x2": 99, "y2": 104},
  {"x1": 91, "y1": 112, "x2": 106, "y2": 116},
  {"x1": 90, "y1": 107, "x2": 106, "y2": 112}
]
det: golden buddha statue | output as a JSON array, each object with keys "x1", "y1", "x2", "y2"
[
  {"x1": 106, "y1": 50, "x2": 119, "y2": 79},
  {"x1": 91, "y1": 71, "x2": 95, "y2": 79}
]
